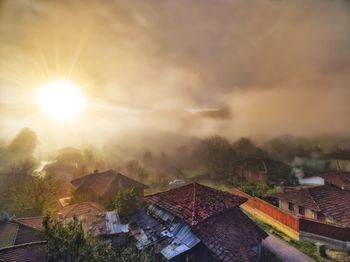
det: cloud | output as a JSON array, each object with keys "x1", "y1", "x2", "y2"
[{"x1": 0, "y1": 0, "x2": 350, "y2": 150}]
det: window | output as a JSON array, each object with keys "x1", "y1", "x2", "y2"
[
  {"x1": 298, "y1": 206, "x2": 305, "y2": 216},
  {"x1": 288, "y1": 202, "x2": 294, "y2": 211}
]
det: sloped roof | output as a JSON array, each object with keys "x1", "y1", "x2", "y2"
[
  {"x1": 57, "y1": 202, "x2": 105, "y2": 220},
  {"x1": 0, "y1": 241, "x2": 47, "y2": 262},
  {"x1": 274, "y1": 185, "x2": 350, "y2": 226},
  {"x1": 0, "y1": 222, "x2": 43, "y2": 249},
  {"x1": 193, "y1": 207, "x2": 267, "y2": 262},
  {"x1": 145, "y1": 183, "x2": 246, "y2": 226},
  {"x1": 70, "y1": 170, "x2": 148, "y2": 196},
  {"x1": 0, "y1": 223, "x2": 18, "y2": 248},
  {"x1": 15, "y1": 217, "x2": 43, "y2": 229},
  {"x1": 319, "y1": 172, "x2": 350, "y2": 191}
]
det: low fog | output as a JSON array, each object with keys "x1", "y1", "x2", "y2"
[{"x1": 1, "y1": 0, "x2": 350, "y2": 154}]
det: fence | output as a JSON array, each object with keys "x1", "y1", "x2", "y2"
[
  {"x1": 233, "y1": 188, "x2": 350, "y2": 243},
  {"x1": 300, "y1": 219, "x2": 350, "y2": 242},
  {"x1": 233, "y1": 188, "x2": 299, "y2": 231}
]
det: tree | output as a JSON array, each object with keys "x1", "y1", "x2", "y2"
[
  {"x1": 125, "y1": 160, "x2": 149, "y2": 181},
  {"x1": 6, "y1": 174, "x2": 60, "y2": 216},
  {"x1": 42, "y1": 215, "x2": 117, "y2": 262},
  {"x1": 8, "y1": 128, "x2": 38, "y2": 159},
  {"x1": 113, "y1": 188, "x2": 141, "y2": 220},
  {"x1": 199, "y1": 136, "x2": 236, "y2": 179},
  {"x1": 42, "y1": 215, "x2": 160, "y2": 262},
  {"x1": 232, "y1": 137, "x2": 267, "y2": 160},
  {"x1": 0, "y1": 159, "x2": 61, "y2": 216}
]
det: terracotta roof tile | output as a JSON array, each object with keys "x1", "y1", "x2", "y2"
[
  {"x1": 15, "y1": 217, "x2": 43, "y2": 229},
  {"x1": 319, "y1": 172, "x2": 350, "y2": 191},
  {"x1": 146, "y1": 183, "x2": 246, "y2": 226},
  {"x1": 193, "y1": 207, "x2": 267, "y2": 262},
  {"x1": 70, "y1": 170, "x2": 148, "y2": 196},
  {"x1": 274, "y1": 185, "x2": 350, "y2": 226},
  {"x1": 57, "y1": 202, "x2": 105, "y2": 219}
]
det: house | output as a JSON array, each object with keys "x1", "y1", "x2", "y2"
[
  {"x1": 57, "y1": 201, "x2": 105, "y2": 220},
  {"x1": 0, "y1": 219, "x2": 47, "y2": 262},
  {"x1": 273, "y1": 185, "x2": 350, "y2": 227},
  {"x1": 0, "y1": 242, "x2": 47, "y2": 262},
  {"x1": 319, "y1": 172, "x2": 350, "y2": 191},
  {"x1": 130, "y1": 183, "x2": 267, "y2": 262},
  {"x1": 70, "y1": 169, "x2": 149, "y2": 203},
  {"x1": 88, "y1": 211, "x2": 129, "y2": 247},
  {"x1": 232, "y1": 158, "x2": 292, "y2": 185},
  {"x1": 57, "y1": 202, "x2": 128, "y2": 247},
  {"x1": 57, "y1": 202, "x2": 106, "y2": 235}
]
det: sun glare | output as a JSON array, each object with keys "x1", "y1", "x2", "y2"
[{"x1": 36, "y1": 80, "x2": 86, "y2": 122}]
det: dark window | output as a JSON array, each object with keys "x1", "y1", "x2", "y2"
[
  {"x1": 288, "y1": 202, "x2": 294, "y2": 211},
  {"x1": 298, "y1": 206, "x2": 305, "y2": 215}
]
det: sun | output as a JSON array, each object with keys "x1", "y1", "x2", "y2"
[{"x1": 36, "y1": 80, "x2": 86, "y2": 122}]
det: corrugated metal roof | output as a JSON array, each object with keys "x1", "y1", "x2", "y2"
[
  {"x1": 130, "y1": 206, "x2": 200, "y2": 260},
  {"x1": 88, "y1": 211, "x2": 128, "y2": 237},
  {"x1": 105, "y1": 211, "x2": 128, "y2": 234}
]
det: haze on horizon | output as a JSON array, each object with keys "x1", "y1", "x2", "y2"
[{"x1": 1, "y1": 0, "x2": 350, "y2": 153}]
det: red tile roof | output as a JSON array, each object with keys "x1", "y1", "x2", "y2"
[
  {"x1": 274, "y1": 185, "x2": 350, "y2": 227},
  {"x1": 146, "y1": 183, "x2": 247, "y2": 226},
  {"x1": 70, "y1": 170, "x2": 148, "y2": 196},
  {"x1": 319, "y1": 172, "x2": 350, "y2": 191},
  {"x1": 57, "y1": 202, "x2": 105, "y2": 220},
  {"x1": 0, "y1": 241, "x2": 47, "y2": 262},
  {"x1": 15, "y1": 217, "x2": 43, "y2": 229},
  {"x1": 193, "y1": 207, "x2": 267, "y2": 262}
]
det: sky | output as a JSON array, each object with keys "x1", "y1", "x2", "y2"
[{"x1": 1, "y1": 0, "x2": 350, "y2": 152}]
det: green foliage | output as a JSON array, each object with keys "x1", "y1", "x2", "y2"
[
  {"x1": 238, "y1": 181, "x2": 278, "y2": 198},
  {"x1": 117, "y1": 246, "x2": 162, "y2": 262},
  {"x1": 1, "y1": 159, "x2": 60, "y2": 216},
  {"x1": 42, "y1": 215, "x2": 118, "y2": 262},
  {"x1": 113, "y1": 188, "x2": 141, "y2": 219},
  {"x1": 42, "y1": 215, "x2": 161, "y2": 262}
]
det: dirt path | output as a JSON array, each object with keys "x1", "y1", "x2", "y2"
[{"x1": 263, "y1": 235, "x2": 315, "y2": 262}]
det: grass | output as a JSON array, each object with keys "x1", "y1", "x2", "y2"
[{"x1": 244, "y1": 210, "x2": 350, "y2": 262}]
